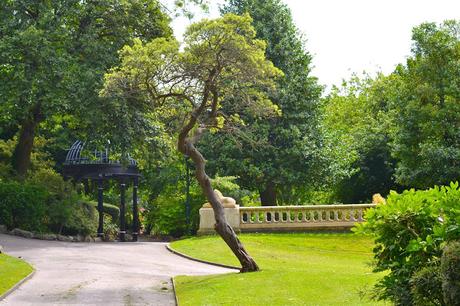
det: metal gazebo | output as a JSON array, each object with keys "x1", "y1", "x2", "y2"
[{"x1": 63, "y1": 140, "x2": 141, "y2": 242}]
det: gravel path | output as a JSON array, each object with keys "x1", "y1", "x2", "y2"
[{"x1": 0, "y1": 234, "x2": 233, "y2": 305}]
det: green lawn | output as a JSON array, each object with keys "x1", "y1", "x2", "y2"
[
  {"x1": 0, "y1": 253, "x2": 34, "y2": 295},
  {"x1": 171, "y1": 233, "x2": 389, "y2": 306}
]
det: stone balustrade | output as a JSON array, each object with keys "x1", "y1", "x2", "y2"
[{"x1": 198, "y1": 204, "x2": 376, "y2": 235}]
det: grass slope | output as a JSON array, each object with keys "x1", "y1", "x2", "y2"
[
  {"x1": 171, "y1": 233, "x2": 388, "y2": 306},
  {"x1": 0, "y1": 253, "x2": 33, "y2": 295}
]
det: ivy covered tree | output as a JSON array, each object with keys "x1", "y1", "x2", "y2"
[
  {"x1": 0, "y1": 0, "x2": 172, "y2": 177},
  {"x1": 101, "y1": 14, "x2": 282, "y2": 271},
  {"x1": 197, "y1": 0, "x2": 324, "y2": 206}
]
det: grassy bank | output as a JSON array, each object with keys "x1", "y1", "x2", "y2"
[
  {"x1": 171, "y1": 233, "x2": 388, "y2": 306},
  {"x1": 0, "y1": 253, "x2": 33, "y2": 295}
]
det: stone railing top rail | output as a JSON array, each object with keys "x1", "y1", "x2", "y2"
[{"x1": 239, "y1": 204, "x2": 376, "y2": 211}]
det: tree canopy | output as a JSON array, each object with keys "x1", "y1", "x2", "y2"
[
  {"x1": 0, "y1": 0, "x2": 172, "y2": 177},
  {"x1": 390, "y1": 20, "x2": 460, "y2": 188}
]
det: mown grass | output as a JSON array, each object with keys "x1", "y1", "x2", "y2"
[
  {"x1": 0, "y1": 253, "x2": 33, "y2": 295},
  {"x1": 171, "y1": 233, "x2": 388, "y2": 306}
]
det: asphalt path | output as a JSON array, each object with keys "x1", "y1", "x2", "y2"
[{"x1": 0, "y1": 234, "x2": 233, "y2": 305}]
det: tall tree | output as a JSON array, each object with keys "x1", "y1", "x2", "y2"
[
  {"x1": 200, "y1": 0, "x2": 324, "y2": 206},
  {"x1": 101, "y1": 14, "x2": 282, "y2": 271},
  {"x1": 390, "y1": 20, "x2": 460, "y2": 187},
  {"x1": 323, "y1": 74, "x2": 401, "y2": 203},
  {"x1": 0, "y1": 0, "x2": 171, "y2": 177}
]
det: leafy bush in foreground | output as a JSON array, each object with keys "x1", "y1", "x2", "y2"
[{"x1": 355, "y1": 182, "x2": 460, "y2": 305}]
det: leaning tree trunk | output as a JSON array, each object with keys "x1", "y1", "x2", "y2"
[
  {"x1": 12, "y1": 103, "x2": 43, "y2": 178},
  {"x1": 177, "y1": 99, "x2": 259, "y2": 272},
  {"x1": 260, "y1": 181, "x2": 277, "y2": 206}
]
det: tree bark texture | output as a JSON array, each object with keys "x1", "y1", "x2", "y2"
[
  {"x1": 12, "y1": 103, "x2": 43, "y2": 178},
  {"x1": 177, "y1": 86, "x2": 259, "y2": 272},
  {"x1": 260, "y1": 181, "x2": 277, "y2": 206}
]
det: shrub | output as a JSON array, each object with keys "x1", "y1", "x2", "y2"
[
  {"x1": 410, "y1": 265, "x2": 444, "y2": 306},
  {"x1": 102, "y1": 215, "x2": 119, "y2": 241},
  {"x1": 355, "y1": 182, "x2": 460, "y2": 305},
  {"x1": 143, "y1": 187, "x2": 204, "y2": 237},
  {"x1": 0, "y1": 181, "x2": 48, "y2": 231},
  {"x1": 84, "y1": 201, "x2": 120, "y2": 221},
  {"x1": 441, "y1": 241, "x2": 460, "y2": 305}
]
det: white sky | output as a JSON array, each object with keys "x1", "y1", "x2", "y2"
[{"x1": 170, "y1": 0, "x2": 460, "y2": 89}]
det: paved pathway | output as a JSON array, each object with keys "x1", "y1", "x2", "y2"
[{"x1": 0, "y1": 234, "x2": 234, "y2": 305}]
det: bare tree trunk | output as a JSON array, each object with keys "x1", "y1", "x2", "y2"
[
  {"x1": 179, "y1": 138, "x2": 259, "y2": 272},
  {"x1": 12, "y1": 103, "x2": 42, "y2": 178},
  {"x1": 177, "y1": 90, "x2": 259, "y2": 272},
  {"x1": 260, "y1": 181, "x2": 277, "y2": 206}
]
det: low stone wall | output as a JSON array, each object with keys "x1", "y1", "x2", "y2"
[
  {"x1": 198, "y1": 204, "x2": 376, "y2": 234},
  {"x1": 0, "y1": 225, "x2": 100, "y2": 242}
]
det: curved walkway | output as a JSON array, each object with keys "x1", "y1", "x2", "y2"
[{"x1": 0, "y1": 234, "x2": 233, "y2": 305}]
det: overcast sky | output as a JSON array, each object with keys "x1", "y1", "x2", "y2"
[{"x1": 170, "y1": 0, "x2": 460, "y2": 89}]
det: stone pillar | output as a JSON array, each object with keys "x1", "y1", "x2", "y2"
[
  {"x1": 132, "y1": 177, "x2": 139, "y2": 242},
  {"x1": 119, "y1": 180, "x2": 126, "y2": 242},
  {"x1": 97, "y1": 179, "x2": 104, "y2": 238},
  {"x1": 197, "y1": 190, "x2": 240, "y2": 235}
]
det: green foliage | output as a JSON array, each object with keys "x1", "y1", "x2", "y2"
[
  {"x1": 211, "y1": 175, "x2": 256, "y2": 206},
  {"x1": 61, "y1": 201, "x2": 98, "y2": 236},
  {"x1": 0, "y1": 167, "x2": 98, "y2": 236},
  {"x1": 143, "y1": 182, "x2": 204, "y2": 237},
  {"x1": 0, "y1": 181, "x2": 48, "y2": 231},
  {"x1": 0, "y1": 0, "x2": 172, "y2": 175},
  {"x1": 204, "y1": 0, "x2": 324, "y2": 205},
  {"x1": 441, "y1": 241, "x2": 460, "y2": 305},
  {"x1": 410, "y1": 264, "x2": 444, "y2": 306},
  {"x1": 356, "y1": 182, "x2": 460, "y2": 305},
  {"x1": 102, "y1": 215, "x2": 119, "y2": 241},
  {"x1": 390, "y1": 20, "x2": 460, "y2": 188},
  {"x1": 84, "y1": 201, "x2": 120, "y2": 222},
  {"x1": 323, "y1": 73, "x2": 401, "y2": 203},
  {"x1": 0, "y1": 137, "x2": 54, "y2": 180}
]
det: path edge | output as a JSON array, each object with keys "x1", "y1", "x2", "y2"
[
  {"x1": 171, "y1": 277, "x2": 179, "y2": 306},
  {"x1": 165, "y1": 244, "x2": 240, "y2": 270},
  {"x1": 0, "y1": 264, "x2": 35, "y2": 301}
]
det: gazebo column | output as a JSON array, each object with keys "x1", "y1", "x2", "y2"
[
  {"x1": 132, "y1": 177, "x2": 139, "y2": 242},
  {"x1": 119, "y1": 180, "x2": 126, "y2": 242},
  {"x1": 97, "y1": 179, "x2": 104, "y2": 238}
]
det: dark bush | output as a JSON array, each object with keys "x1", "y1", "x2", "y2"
[
  {"x1": 0, "y1": 181, "x2": 48, "y2": 231},
  {"x1": 27, "y1": 169, "x2": 99, "y2": 235},
  {"x1": 441, "y1": 241, "x2": 460, "y2": 306},
  {"x1": 60, "y1": 201, "x2": 98, "y2": 236},
  {"x1": 411, "y1": 265, "x2": 444, "y2": 306}
]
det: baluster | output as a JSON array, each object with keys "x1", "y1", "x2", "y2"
[
  {"x1": 357, "y1": 209, "x2": 363, "y2": 221},
  {"x1": 334, "y1": 210, "x2": 339, "y2": 221}
]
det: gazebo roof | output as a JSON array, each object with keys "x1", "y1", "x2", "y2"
[{"x1": 63, "y1": 140, "x2": 140, "y2": 180}]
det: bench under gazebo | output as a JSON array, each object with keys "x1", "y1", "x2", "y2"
[{"x1": 63, "y1": 140, "x2": 141, "y2": 242}]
